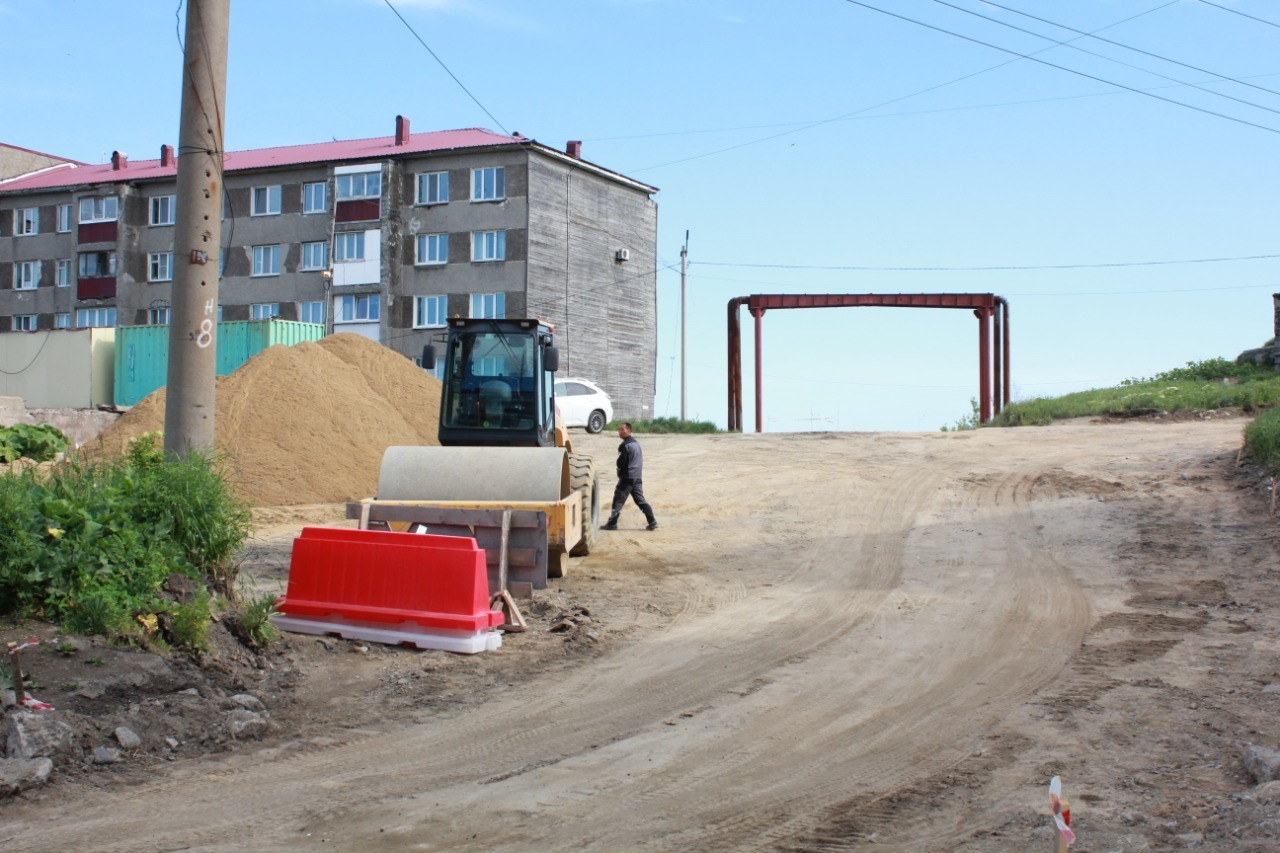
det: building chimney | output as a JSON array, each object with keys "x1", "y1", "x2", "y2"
[
  {"x1": 160, "y1": 144, "x2": 175, "y2": 167},
  {"x1": 111, "y1": 151, "x2": 128, "y2": 170},
  {"x1": 395, "y1": 115, "x2": 411, "y2": 146},
  {"x1": 566, "y1": 140, "x2": 582, "y2": 159},
  {"x1": 1273, "y1": 293, "x2": 1280, "y2": 340}
]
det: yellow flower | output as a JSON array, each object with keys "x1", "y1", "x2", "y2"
[{"x1": 47, "y1": 527, "x2": 64, "y2": 539}]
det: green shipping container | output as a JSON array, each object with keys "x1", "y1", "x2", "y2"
[{"x1": 115, "y1": 319, "x2": 325, "y2": 407}]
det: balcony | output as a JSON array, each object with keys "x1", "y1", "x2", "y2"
[{"x1": 77, "y1": 277, "x2": 116, "y2": 300}]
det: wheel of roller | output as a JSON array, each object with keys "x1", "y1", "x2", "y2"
[{"x1": 567, "y1": 451, "x2": 599, "y2": 557}]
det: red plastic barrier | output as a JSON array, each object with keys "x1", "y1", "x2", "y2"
[{"x1": 276, "y1": 527, "x2": 503, "y2": 632}]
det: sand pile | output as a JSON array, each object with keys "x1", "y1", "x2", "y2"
[{"x1": 92, "y1": 334, "x2": 441, "y2": 506}]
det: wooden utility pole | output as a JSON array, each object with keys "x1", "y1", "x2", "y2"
[{"x1": 164, "y1": 0, "x2": 230, "y2": 456}]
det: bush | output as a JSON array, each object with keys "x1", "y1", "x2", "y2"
[
  {"x1": 618, "y1": 417, "x2": 721, "y2": 434},
  {"x1": 0, "y1": 423, "x2": 69, "y2": 463},
  {"x1": 1245, "y1": 408, "x2": 1280, "y2": 474},
  {"x1": 0, "y1": 431, "x2": 251, "y2": 642}
]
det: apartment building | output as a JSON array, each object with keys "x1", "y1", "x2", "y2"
[{"x1": 0, "y1": 116, "x2": 659, "y2": 419}]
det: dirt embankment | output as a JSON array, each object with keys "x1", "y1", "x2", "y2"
[{"x1": 92, "y1": 333, "x2": 441, "y2": 506}]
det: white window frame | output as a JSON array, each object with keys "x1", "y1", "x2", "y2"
[
  {"x1": 299, "y1": 300, "x2": 325, "y2": 324},
  {"x1": 148, "y1": 252, "x2": 174, "y2": 282},
  {"x1": 55, "y1": 312, "x2": 71, "y2": 329},
  {"x1": 149, "y1": 195, "x2": 176, "y2": 226},
  {"x1": 14, "y1": 261, "x2": 41, "y2": 290},
  {"x1": 251, "y1": 302, "x2": 280, "y2": 320},
  {"x1": 471, "y1": 230, "x2": 506, "y2": 262},
  {"x1": 471, "y1": 166, "x2": 505, "y2": 202},
  {"x1": 334, "y1": 232, "x2": 365, "y2": 263},
  {"x1": 414, "y1": 295, "x2": 447, "y2": 329},
  {"x1": 336, "y1": 169, "x2": 381, "y2": 200},
  {"x1": 79, "y1": 196, "x2": 118, "y2": 223},
  {"x1": 15, "y1": 207, "x2": 38, "y2": 236},
  {"x1": 148, "y1": 307, "x2": 171, "y2": 325},
  {"x1": 55, "y1": 259, "x2": 71, "y2": 288},
  {"x1": 251, "y1": 244, "x2": 281, "y2": 277},
  {"x1": 301, "y1": 241, "x2": 328, "y2": 271},
  {"x1": 55, "y1": 204, "x2": 71, "y2": 233},
  {"x1": 416, "y1": 171, "x2": 449, "y2": 205},
  {"x1": 250, "y1": 185, "x2": 282, "y2": 216},
  {"x1": 303, "y1": 182, "x2": 328, "y2": 214},
  {"x1": 415, "y1": 233, "x2": 448, "y2": 266},
  {"x1": 470, "y1": 292, "x2": 505, "y2": 319},
  {"x1": 335, "y1": 293, "x2": 380, "y2": 323},
  {"x1": 13, "y1": 315, "x2": 37, "y2": 332},
  {"x1": 75, "y1": 307, "x2": 116, "y2": 328}
]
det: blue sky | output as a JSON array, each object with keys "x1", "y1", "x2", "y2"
[{"x1": 4, "y1": 0, "x2": 1278, "y2": 431}]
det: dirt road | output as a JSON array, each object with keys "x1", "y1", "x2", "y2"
[{"x1": 5, "y1": 418, "x2": 1280, "y2": 850}]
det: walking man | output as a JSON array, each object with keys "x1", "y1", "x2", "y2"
[{"x1": 602, "y1": 422, "x2": 658, "y2": 531}]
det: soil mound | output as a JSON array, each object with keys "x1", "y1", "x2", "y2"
[{"x1": 90, "y1": 334, "x2": 441, "y2": 506}]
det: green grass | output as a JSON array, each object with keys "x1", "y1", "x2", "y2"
[
  {"x1": 608, "y1": 417, "x2": 721, "y2": 434},
  {"x1": 987, "y1": 359, "x2": 1280, "y2": 428}
]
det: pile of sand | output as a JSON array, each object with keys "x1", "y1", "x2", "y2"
[{"x1": 92, "y1": 334, "x2": 441, "y2": 506}]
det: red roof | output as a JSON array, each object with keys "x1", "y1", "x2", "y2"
[{"x1": 0, "y1": 127, "x2": 521, "y2": 193}]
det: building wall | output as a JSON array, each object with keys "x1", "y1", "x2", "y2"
[{"x1": 0, "y1": 138, "x2": 658, "y2": 419}]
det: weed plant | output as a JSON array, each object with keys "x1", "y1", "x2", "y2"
[
  {"x1": 0, "y1": 431, "x2": 251, "y2": 644},
  {"x1": 614, "y1": 417, "x2": 720, "y2": 434},
  {"x1": 0, "y1": 423, "x2": 69, "y2": 463},
  {"x1": 1245, "y1": 409, "x2": 1280, "y2": 474},
  {"x1": 170, "y1": 589, "x2": 212, "y2": 653},
  {"x1": 228, "y1": 591, "x2": 279, "y2": 649}
]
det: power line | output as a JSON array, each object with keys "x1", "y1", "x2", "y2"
[
  {"x1": 1195, "y1": 0, "x2": 1280, "y2": 30},
  {"x1": 967, "y1": 0, "x2": 1280, "y2": 100},
  {"x1": 694, "y1": 253, "x2": 1280, "y2": 272},
  {"x1": 382, "y1": 0, "x2": 508, "y2": 134},
  {"x1": 841, "y1": 0, "x2": 1280, "y2": 136}
]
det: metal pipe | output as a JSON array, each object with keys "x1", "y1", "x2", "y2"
[{"x1": 752, "y1": 306, "x2": 765, "y2": 433}]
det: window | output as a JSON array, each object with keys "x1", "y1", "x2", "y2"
[
  {"x1": 149, "y1": 195, "x2": 176, "y2": 226},
  {"x1": 75, "y1": 307, "x2": 116, "y2": 328},
  {"x1": 335, "y1": 232, "x2": 364, "y2": 262},
  {"x1": 79, "y1": 251, "x2": 116, "y2": 278},
  {"x1": 55, "y1": 313, "x2": 70, "y2": 329},
  {"x1": 301, "y1": 241, "x2": 328, "y2": 271},
  {"x1": 415, "y1": 233, "x2": 447, "y2": 265},
  {"x1": 79, "y1": 196, "x2": 119, "y2": 223},
  {"x1": 303, "y1": 182, "x2": 328, "y2": 214},
  {"x1": 252, "y1": 244, "x2": 281, "y2": 277},
  {"x1": 471, "y1": 166, "x2": 505, "y2": 201},
  {"x1": 336, "y1": 170, "x2": 380, "y2": 200},
  {"x1": 15, "y1": 207, "x2": 38, "y2": 236},
  {"x1": 148, "y1": 307, "x2": 171, "y2": 325},
  {"x1": 416, "y1": 171, "x2": 449, "y2": 205},
  {"x1": 56, "y1": 204, "x2": 71, "y2": 233},
  {"x1": 299, "y1": 301, "x2": 325, "y2": 324},
  {"x1": 251, "y1": 186, "x2": 282, "y2": 216},
  {"x1": 470, "y1": 292, "x2": 505, "y2": 319},
  {"x1": 148, "y1": 252, "x2": 174, "y2": 282},
  {"x1": 335, "y1": 293, "x2": 380, "y2": 323},
  {"x1": 55, "y1": 260, "x2": 71, "y2": 287},
  {"x1": 471, "y1": 230, "x2": 506, "y2": 262},
  {"x1": 251, "y1": 303, "x2": 280, "y2": 320},
  {"x1": 13, "y1": 315, "x2": 36, "y2": 332},
  {"x1": 14, "y1": 261, "x2": 41, "y2": 290},
  {"x1": 414, "y1": 295, "x2": 447, "y2": 329}
]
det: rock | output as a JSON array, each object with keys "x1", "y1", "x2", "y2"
[
  {"x1": 227, "y1": 710, "x2": 270, "y2": 740},
  {"x1": 549, "y1": 619, "x2": 576, "y2": 633},
  {"x1": 91, "y1": 746, "x2": 122, "y2": 764},
  {"x1": 1, "y1": 689, "x2": 15, "y2": 709},
  {"x1": 4, "y1": 712, "x2": 76, "y2": 760},
  {"x1": 164, "y1": 737, "x2": 180, "y2": 750},
  {"x1": 1252, "y1": 780, "x2": 1280, "y2": 805},
  {"x1": 114, "y1": 726, "x2": 142, "y2": 750},
  {"x1": 1244, "y1": 744, "x2": 1280, "y2": 784},
  {"x1": 230, "y1": 693, "x2": 266, "y2": 713},
  {"x1": 0, "y1": 757, "x2": 54, "y2": 797}
]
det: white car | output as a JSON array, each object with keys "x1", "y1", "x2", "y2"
[{"x1": 554, "y1": 378, "x2": 613, "y2": 433}]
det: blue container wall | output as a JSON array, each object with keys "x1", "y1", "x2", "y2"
[{"x1": 115, "y1": 320, "x2": 324, "y2": 407}]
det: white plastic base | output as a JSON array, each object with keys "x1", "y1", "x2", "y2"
[{"x1": 270, "y1": 613, "x2": 502, "y2": 654}]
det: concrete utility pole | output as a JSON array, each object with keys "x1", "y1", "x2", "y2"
[
  {"x1": 680, "y1": 231, "x2": 688, "y2": 422},
  {"x1": 164, "y1": 0, "x2": 230, "y2": 457}
]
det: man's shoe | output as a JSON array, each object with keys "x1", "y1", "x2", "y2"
[
  {"x1": 602, "y1": 521, "x2": 618, "y2": 530},
  {"x1": 646, "y1": 522, "x2": 659, "y2": 531}
]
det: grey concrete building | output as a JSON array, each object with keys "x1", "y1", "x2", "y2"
[{"x1": 0, "y1": 117, "x2": 659, "y2": 420}]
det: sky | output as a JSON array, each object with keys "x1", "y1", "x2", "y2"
[{"x1": 3, "y1": 0, "x2": 1278, "y2": 432}]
